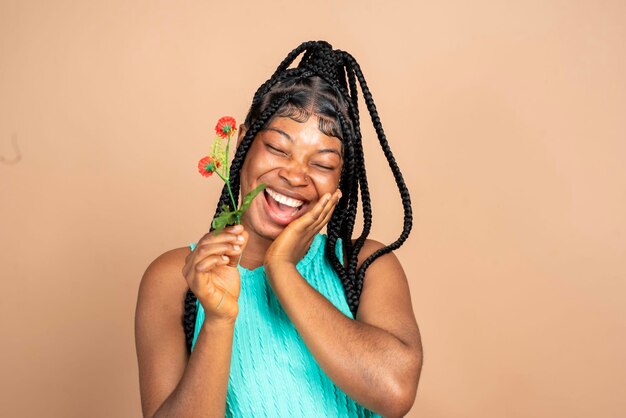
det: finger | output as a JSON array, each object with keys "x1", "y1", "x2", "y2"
[
  {"x1": 197, "y1": 242, "x2": 243, "y2": 260},
  {"x1": 198, "y1": 224, "x2": 243, "y2": 246},
  {"x1": 198, "y1": 227, "x2": 243, "y2": 247},
  {"x1": 240, "y1": 230, "x2": 250, "y2": 251},
  {"x1": 184, "y1": 242, "x2": 238, "y2": 276},
  {"x1": 303, "y1": 193, "x2": 331, "y2": 227},
  {"x1": 190, "y1": 257, "x2": 229, "y2": 301},
  {"x1": 312, "y1": 189, "x2": 341, "y2": 230},
  {"x1": 227, "y1": 228, "x2": 248, "y2": 267},
  {"x1": 186, "y1": 231, "x2": 242, "y2": 276},
  {"x1": 314, "y1": 194, "x2": 339, "y2": 232},
  {"x1": 222, "y1": 224, "x2": 244, "y2": 235},
  {"x1": 195, "y1": 254, "x2": 230, "y2": 272}
]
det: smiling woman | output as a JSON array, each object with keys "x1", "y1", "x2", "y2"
[
  {"x1": 241, "y1": 115, "x2": 343, "y2": 231},
  {"x1": 135, "y1": 40, "x2": 423, "y2": 418}
]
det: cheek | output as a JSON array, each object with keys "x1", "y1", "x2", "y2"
[
  {"x1": 312, "y1": 171, "x2": 341, "y2": 192},
  {"x1": 248, "y1": 147, "x2": 276, "y2": 173},
  {"x1": 239, "y1": 156, "x2": 275, "y2": 198}
]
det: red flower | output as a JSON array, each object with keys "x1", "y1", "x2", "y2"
[
  {"x1": 198, "y1": 155, "x2": 221, "y2": 177},
  {"x1": 215, "y1": 116, "x2": 237, "y2": 138}
]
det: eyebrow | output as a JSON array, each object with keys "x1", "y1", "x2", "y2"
[
  {"x1": 262, "y1": 127, "x2": 292, "y2": 141},
  {"x1": 262, "y1": 127, "x2": 343, "y2": 158}
]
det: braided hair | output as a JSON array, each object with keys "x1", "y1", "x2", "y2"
[{"x1": 183, "y1": 40, "x2": 413, "y2": 352}]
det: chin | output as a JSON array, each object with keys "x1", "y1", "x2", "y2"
[{"x1": 243, "y1": 212, "x2": 285, "y2": 242}]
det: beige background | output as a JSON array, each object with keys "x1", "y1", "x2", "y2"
[{"x1": 1, "y1": 1, "x2": 625, "y2": 417}]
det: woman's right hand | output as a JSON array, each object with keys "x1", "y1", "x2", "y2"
[{"x1": 182, "y1": 224, "x2": 248, "y2": 323}]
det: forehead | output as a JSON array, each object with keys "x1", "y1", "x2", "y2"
[{"x1": 262, "y1": 116, "x2": 343, "y2": 152}]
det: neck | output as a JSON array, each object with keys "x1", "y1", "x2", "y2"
[{"x1": 239, "y1": 219, "x2": 273, "y2": 270}]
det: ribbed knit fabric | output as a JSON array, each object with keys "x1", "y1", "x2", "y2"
[{"x1": 188, "y1": 233, "x2": 382, "y2": 417}]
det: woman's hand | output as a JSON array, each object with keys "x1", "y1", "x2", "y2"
[
  {"x1": 264, "y1": 188, "x2": 341, "y2": 272},
  {"x1": 182, "y1": 224, "x2": 249, "y2": 323}
]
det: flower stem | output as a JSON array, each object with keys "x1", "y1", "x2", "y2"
[
  {"x1": 214, "y1": 170, "x2": 238, "y2": 214},
  {"x1": 223, "y1": 132, "x2": 239, "y2": 223},
  {"x1": 228, "y1": 184, "x2": 239, "y2": 223}
]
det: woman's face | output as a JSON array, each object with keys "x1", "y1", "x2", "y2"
[{"x1": 238, "y1": 115, "x2": 343, "y2": 241}]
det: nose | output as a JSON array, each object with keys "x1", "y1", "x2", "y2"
[{"x1": 278, "y1": 160, "x2": 309, "y2": 187}]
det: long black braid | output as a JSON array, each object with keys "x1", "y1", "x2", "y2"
[{"x1": 184, "y1": 40, "x2": 413, "y2": 352}]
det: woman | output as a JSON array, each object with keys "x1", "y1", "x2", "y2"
[{"x1": 135, "y1": 40, "x2": 423, "y2": 417}]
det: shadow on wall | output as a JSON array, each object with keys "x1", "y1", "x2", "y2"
[{"x1": 1, "y1": 133, "x2": 23, "y2": 165}]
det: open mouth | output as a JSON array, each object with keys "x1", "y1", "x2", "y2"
[{"x1": 263, "y1": 187, "x2": 308, "y2": 225}]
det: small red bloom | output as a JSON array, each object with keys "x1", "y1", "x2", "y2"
[
  {"x1": 198, "y1": 156, "x2": 221, "y2": 177},
  {"x1": 215, "y1": 116, "x2": 237, "y2": 138}
]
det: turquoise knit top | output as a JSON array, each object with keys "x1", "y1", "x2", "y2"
[{"x1": 188, "y1": 233, "x2": 382, "y2": 417}]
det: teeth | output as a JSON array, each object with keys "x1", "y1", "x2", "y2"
[{"x1": 266, "y1": 188, "x2": 304, "y2": 208}]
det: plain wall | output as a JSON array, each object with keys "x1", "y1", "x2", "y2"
[{"x1": 1, "y1": 1, "x2": 624, "y2": 417}]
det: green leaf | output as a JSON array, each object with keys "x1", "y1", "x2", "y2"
[
  {"x1": 211, "y1": 184, "x2": 266, "y2": 235},
  {"x1": 211, "y1": 208, "x2": 238, "y2": 235},
  {"x1": 237, "y1": 183, "x2": 267, "y2": 215}
]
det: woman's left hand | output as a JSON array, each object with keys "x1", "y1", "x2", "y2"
[{"x1": 264, "y1": 188, "x2": 342, "y2": 271}]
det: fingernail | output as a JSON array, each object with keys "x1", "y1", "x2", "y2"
[
  {"x1": 325, "y1": 194, "x2": 331, "y2": 203},
  {"x1": 222, "y1": 255, "x2": 229, "y2": 261},
  {"x1": 237, "y1": 235, "x2": 244, "y2": 242},
  {"x1": 233, "y1": 245, "x2": 241, "y2": 251}
]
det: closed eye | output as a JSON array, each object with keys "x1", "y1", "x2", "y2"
[
  {"x1": 266, "y1": 144, "x2": 287, "y2": 156},
  {"x1": 313, "y1": 163, "x2": 334, "y2": 170}
]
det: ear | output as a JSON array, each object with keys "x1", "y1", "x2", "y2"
[{"x1": 236, "y1": 124, "x2": 247, "y2": 148}]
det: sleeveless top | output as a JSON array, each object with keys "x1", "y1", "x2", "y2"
[{"x1": 188, "y1": 233, "x2": 382, "y2": 418}]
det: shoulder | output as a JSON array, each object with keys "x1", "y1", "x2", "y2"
[
  {"x1": 348, "y1": 237, "x2": 421, "y2": 352},
  {"x1": 136, "y1": 246, "x2": 192, "y2": 321},
  {"x1": 140, "y1": 246, "x2": 191, "y2": 290},
  {"x1": 350, "y1": 237, "x2": 401, "y2": 271}
]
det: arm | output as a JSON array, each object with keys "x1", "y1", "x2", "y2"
[
  {"x1": 134, "y1": 248, "x2": 236, "y2": 418},
  {"x1": 265, "y1": 239, "x2": 423, "y2": 418}
]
